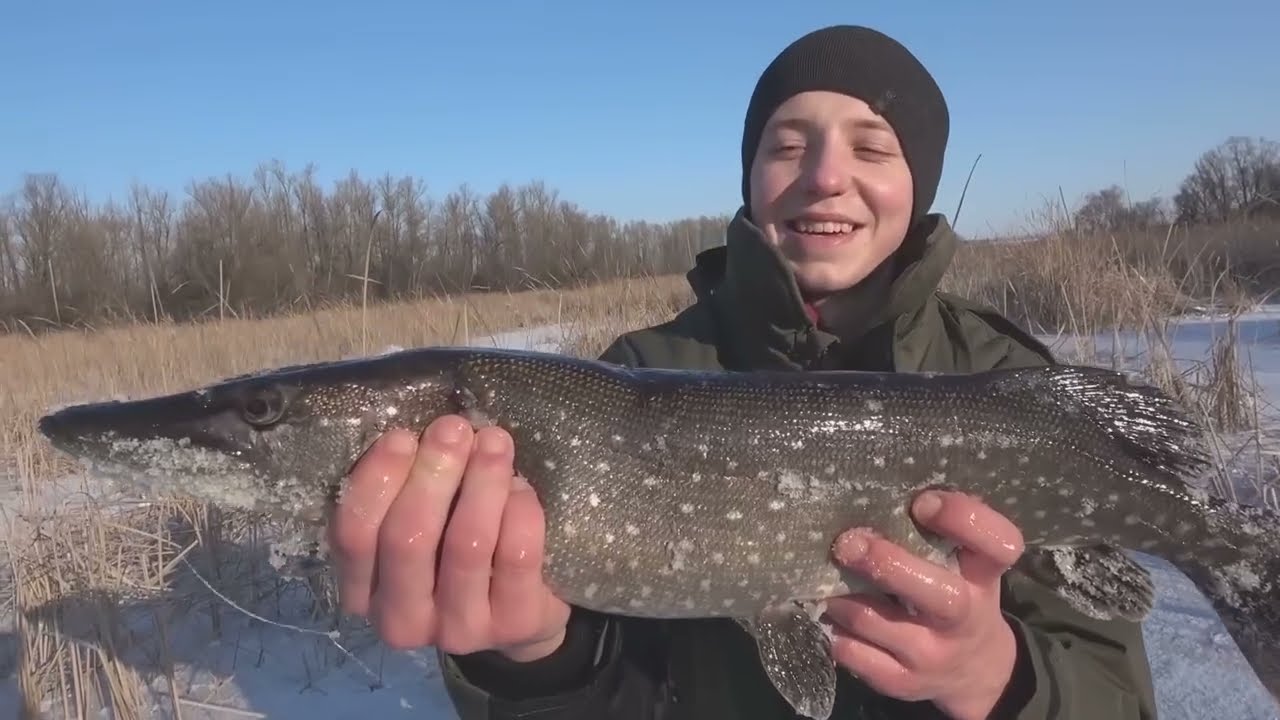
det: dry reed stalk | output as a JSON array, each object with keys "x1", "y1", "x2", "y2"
[{"x1": 7, "y1": 218, "x2": 1280, "y2": 714}]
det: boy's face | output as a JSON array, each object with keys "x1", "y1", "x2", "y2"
[{"x1": 748, "y1": 91, "x2": 915, "y2": 300}]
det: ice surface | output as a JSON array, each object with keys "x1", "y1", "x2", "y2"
[{"x1": 3, "y1": 316, "x2": 1280, "y2": 718}]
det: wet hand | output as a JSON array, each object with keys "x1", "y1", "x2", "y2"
[
  {"x1": 329, "y1": 415, "x2": 571, "y2": 662},
  {"x1": 826, "y1": 491, "x2": 1025, "y2": 720}
]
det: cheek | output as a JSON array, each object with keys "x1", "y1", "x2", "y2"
[
  {"x1": 748, "y1": 159, "x2": 792, "y2": 221},
  {"x1": 861, "y1": 165, "x2": 915, "y2": 224}
]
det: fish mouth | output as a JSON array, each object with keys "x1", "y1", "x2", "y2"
[{"x1": 38, "y1": 391, "x2": 257, "y2": 464}]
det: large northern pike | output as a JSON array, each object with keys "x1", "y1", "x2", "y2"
[{"x1": 36, "y1": 345, "x2": 1280, "y2": 719}]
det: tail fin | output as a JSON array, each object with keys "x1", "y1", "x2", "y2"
[{"x1": 1194, "y1": 499, "x2": 1280, "y2": 703}]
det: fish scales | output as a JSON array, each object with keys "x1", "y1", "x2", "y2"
[{"x1": 35, "y1": 345, "x2": 1280, "y2": 720}]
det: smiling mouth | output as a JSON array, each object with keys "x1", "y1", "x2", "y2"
[{"x1": 785, "y1": 219, "x2": 863, "y2": 236}]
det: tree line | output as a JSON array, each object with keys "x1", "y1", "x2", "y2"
[
  {"x1": 0, "y1": 162, "x2": 731, "y2": 332},
  {"x1": 2, "y1": 134, "x2": 1275, "y2": 334},
  {"x1": 1071, "y1": 135, "x2": 1279, "y2": 234}
]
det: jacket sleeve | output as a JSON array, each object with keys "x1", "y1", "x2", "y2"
[
  {"x1": 989, "y1": 574, "x2": 1159, "y2": 719},
  {"x1": 955, "y1": 318, "x2": 1160, "y2": 719},
  {"x1": 436, "y1": 334, "x2": 672, "y2": 720}
]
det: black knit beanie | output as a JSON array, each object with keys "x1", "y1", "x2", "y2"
[{"x1": 741, "y1": 25, "x2": 950, "y2": 225}]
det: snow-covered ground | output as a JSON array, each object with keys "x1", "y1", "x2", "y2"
[{"x1": 3, "y1": 314, "x2": 1280, "y2": 719}]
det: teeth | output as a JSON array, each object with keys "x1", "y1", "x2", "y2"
[{"x1": 791, "y1": 221, "x2": 855, "y2": 234}]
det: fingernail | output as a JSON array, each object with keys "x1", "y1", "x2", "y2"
[
  {"x1": 478, "y1": 428, "x2": 510, "y2": 455},
  {"x1": 431, "y1": 416, "x2": 470, "y2": 445},
  {"x1": 834, "y1": 531, "x2": 868, "y2": 564},
  {"x1": 914, "y1": 491, "x2": 943, "y2": 520},
  {"x1": 383, "y1": 430, "x2": 418, "y2": 456},
  {"x1": 511, "y1": 474, "x2": 532, "y2": 491}
]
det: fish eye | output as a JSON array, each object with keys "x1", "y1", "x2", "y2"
[{"x1": 241, "y1": 387, "x2": 287, "y2": 426}]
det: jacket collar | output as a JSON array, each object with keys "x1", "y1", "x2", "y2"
[{"x1": 689, "y1": 207, "x2": 958, "y2": 370}]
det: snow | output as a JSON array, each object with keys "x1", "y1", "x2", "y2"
[{"x1": 3, "y1": 316, "x2": 1280, "y2": 719}]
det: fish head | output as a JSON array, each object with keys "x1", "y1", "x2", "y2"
[{"x1": 36, "y1": 352, "x2": 464, "y2": 523}]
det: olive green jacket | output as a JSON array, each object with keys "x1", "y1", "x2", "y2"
[{"x1": 437, "y1": 209, "x2": 1159, "y2": 719}]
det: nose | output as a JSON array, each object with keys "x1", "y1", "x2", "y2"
[{"x1": 803, "y1": 136, "x2": 854, "y2": 198}]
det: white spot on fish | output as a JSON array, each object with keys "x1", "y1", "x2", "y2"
[
  {"x1": 824, "y1": 464, "x2": 836, "y2": 475},
  {"x1": 722, "y1": 598, "x2": 735, "y2": 608},
  {"x1": 625, "y1": 523, "x2": 639, "y2": 535},
  {"x1": 808, "y1": 531, "x2": 824, "y2": 542},
  {"x1": 544, "y1": 459, "x2": 557, "y2": 470},
  {"x1": 589, "y1": 493, "x2": 601, "y2": 507},
  {"x1": 768, "y1": 499, "x2": 786, "y2": 511},
  {"x1": 691, "y1": 473, "x2": 702, "y2": 483},
  {"x1": 585, "y1": 583, "x2": 598, "y2": 600},
  {"x1": 776, "y1": 532, "x2": 787, "y2": 542},
  {"x1": 726, "y1": 510, "x2": 743, "y2": 520},
  {"x1": 865, "y1": 399, "x2": 883, "y2": 412},
  {"x1": 604, "y1": 533, "x2": 615, "y2": 544},
  {"x1": 640, "y1": 585, "x2": 653, "y2": 597},
  {"x1": 904, "y1": 456, "x2": 915, "y2": 465},
  {"x1": 570, "y1": 436, "x2": 582, "y2": 447},
  {"x1": 595, "y1": 461, "x2": 611, "y2": 472},
  {"x1": 931, "y1": 471, "x2": 947, "y2": 483},
  {"x1": 643, "y1": 476, "x2": 659, "y2": 487},
  {"x1": 700, "y1": 579, "x2": 711, "y2": 591},
  {"x1": 747, "y1": 553, "x2": 760, "y2": 565},
  {"x1": 680, "y1": 503, "x2": 694, "y2": 514},
  {"x1": 533, "y1": 432, "x2": 543, "y2": 441},
  {"x1": 873, "y1": 457, "x2": 885, "y2": 467},
  {"x1": 712, "y1": 552, "x2": 725, "y2": 564}
]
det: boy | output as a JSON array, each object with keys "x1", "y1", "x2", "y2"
[{"x1": 329, "y1": 24, "x2": 1159, "y2": 720}]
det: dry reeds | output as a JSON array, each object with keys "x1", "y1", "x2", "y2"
[{"x1": 5, "y1": 216, "x2": 1280, "y2": 715}]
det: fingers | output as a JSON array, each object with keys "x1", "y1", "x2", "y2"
[
  {"x1": 833, "y1": 529, "x2": 970, "y2": 628},
  {"x1": 824, "y1": 593, "x2": 935, "y2": 670},
  {"x1": 488, "y1": 474, "x2": 555, "y2": 646},
  {"x1": 434, "y1": 425, "x2": 518, "y2": 653},
  {"x1": 828, "y1": 623, "x2": 920, "y2": 701},
  {"x1": 372, "y1": 415, "x2": 474, "y2": 649},
  {"x1": 912, "y1": 491, "x2": 1024, "y2": 587},
  {"x1": 329, "y1": 428, "x2": 418, "y2": 616}
]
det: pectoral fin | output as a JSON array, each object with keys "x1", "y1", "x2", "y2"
[
  {"x1": 736, "y1": 602, "x2": 837, "y2": 720},
  {"x1": 1015, "y1": 544, "x2": 1155, "y2": 621}
]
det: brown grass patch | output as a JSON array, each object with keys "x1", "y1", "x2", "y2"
[
  {"x1": 6, "y1": 218, "x2": 1280, "y2": 715},
  {"x1": 2, "y1": 274, "x2": 688, "y2": 718}
]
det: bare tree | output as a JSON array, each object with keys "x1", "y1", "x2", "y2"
[
  {"x1": 1073, "y1": 185, "x2": 1167, "y2": 234},
  {"x1": 1175, "y1": 136, "x2": 1280, "y2": 223}
]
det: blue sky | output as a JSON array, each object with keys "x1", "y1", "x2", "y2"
[{"x1": 2, "y1": 0, "x2": 1276, "y2": 237}]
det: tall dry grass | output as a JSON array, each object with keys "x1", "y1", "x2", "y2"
[
  {"x1": 2, "y1": 274, "x2": 690, "y2": 719},
  {"x1": 5, "y1": 216, "x2": 1280, "y2": 717}
]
